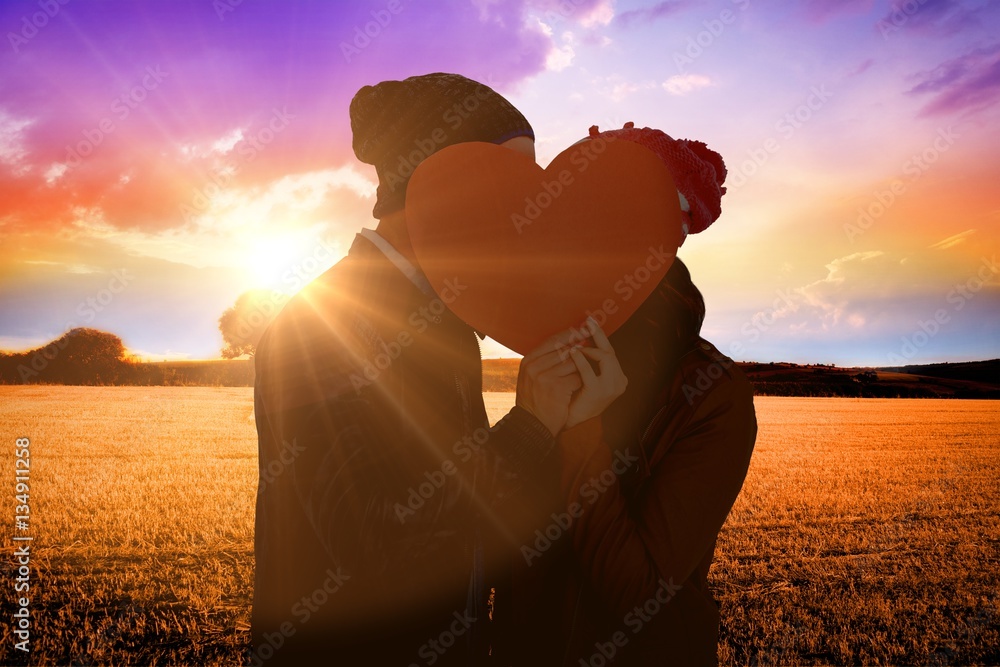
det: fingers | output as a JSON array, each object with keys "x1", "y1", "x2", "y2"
[
  {"x1": 570, "y1": 347, "x2": 598, "y2": 386},
  {"x1": 562, "y1": 371, "x2": 583, "y2": 393},
  {"x1": 577, "y1": 346, "x2": 613, "y2": 363},
  {"x1": 525, "y1": 327, "x2": 588, "y2": 361},
  {"x1": 524, "y1": 348, "x2": 578, "y2": 378},
  {"x1": 537, "y1": 358, "x2": 580, "y2": 385},
  {"x1": 535, "y1": 365, "x2": 582, "y2": 393},
  {"x1": 586, "y1": 316, "x2": 613, "y2": 353},
  {"x1": 578, "y1": 340, "x2": 628, "y2": 391},
  {"x1": 523, "y1": 319, "x2": 610, "y2": 391},
  {"x1": 526, "y1": 317, "x2": 610, "y2": 361}
]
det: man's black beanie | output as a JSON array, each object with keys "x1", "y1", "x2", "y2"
[{"x1": 350, "y1": 72, "x2": 535, "y2": 219}]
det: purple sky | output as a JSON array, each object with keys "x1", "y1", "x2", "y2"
[{"x1": 1, "y1": 0, "x2": 998, "y2": 365}]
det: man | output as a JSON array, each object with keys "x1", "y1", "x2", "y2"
[{"x1": 251, "y1": 73, "x2": 607, "y2": 665}]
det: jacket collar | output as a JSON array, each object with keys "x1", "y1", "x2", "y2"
[
  {"x1": 356, "y1": 228, "x2": 435, "y2": 298},
  {"x1": 353, "y1": 228, "x2": 486, "y2": 340}
]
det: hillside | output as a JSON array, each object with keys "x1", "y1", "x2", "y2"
[
  {"x1": 740, "y1": 359, "x2": 1000, "y2": 399},
  {"x1": 478, "y1": 358, "x2": 1000, "y2": 398},
  {"x1": 2, "y1": 329, "x2": 996, "y2": 397}
]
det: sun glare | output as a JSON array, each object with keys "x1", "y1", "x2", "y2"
[
  {"x1": 243, "y1": 229, "x2": 343, "y2": 292},
  {"x1": 244, "y1": 234, "x2": 305, "y2": 289}
]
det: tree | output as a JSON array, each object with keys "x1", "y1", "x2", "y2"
[
  {"x1": 218, "y1": 290, "x2": 287, "y2": 358},
  {"x1": 0, "y1": 328, "x2": 137, "y2": 384}
]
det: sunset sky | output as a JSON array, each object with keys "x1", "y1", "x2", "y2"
[{"x1": 1, "y1": 0, "x2": 998, "y2": 366}]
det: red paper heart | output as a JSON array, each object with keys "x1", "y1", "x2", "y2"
[{"x1": 405, "y1": 139, "x2": 683, "y2": 354}]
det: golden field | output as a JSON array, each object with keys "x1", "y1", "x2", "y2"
[{"x1": 0, "y1": 387, "x2": 997, "y2": 665}]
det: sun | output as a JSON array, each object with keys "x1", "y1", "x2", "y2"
[
  {"x1": 243, "y1": 234, "x2": 307, "y2": 289},
  {"x1": 242, "y1": 229, "x2": 343, "y2": 291}
]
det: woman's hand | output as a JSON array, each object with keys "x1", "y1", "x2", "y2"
[
  {"x1": 565, "y1": 317, "x2": 628, "y2": 429},
  {"x1": 516, "y1": 328, "x2": 585, "y2": 436}
]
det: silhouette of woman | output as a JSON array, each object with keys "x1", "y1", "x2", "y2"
[{"x1": 497, "y1": 123, "x2": 759, "y2": 666}]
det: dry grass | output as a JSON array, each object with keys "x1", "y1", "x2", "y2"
[
  {"x1": 0, "y1": 387, "x2": 256, "y2": 666},
  {"x1": 0, "y1": 388, "x2": 997, "y2": 665},
  {"x1": 712, "y1": 397, "x2": 1000, "y2": 666}
]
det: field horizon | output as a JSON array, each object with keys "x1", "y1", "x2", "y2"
[
  {"x1": 3, "y1": 339, "x2": 997, "y2": 398},
  {"x1": 0, "y1": 387, "x2": 997, "y2": 665}
]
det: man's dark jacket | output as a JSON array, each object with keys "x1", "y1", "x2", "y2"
[{"x1": 251, "y1": 233, "x2": 555, "y2": 665}]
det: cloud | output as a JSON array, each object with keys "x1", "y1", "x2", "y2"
[
  {"x1": 929, "y1": 228, "x2": 976, "y2": 250},
  {"x1": 73, "y1": 166, "x2": 375, "y2": 271},
  {"x1": 753, "y1": 248, "x2": 1000, "y2": 348},
  {"x1": 0, "y1": 0, "x2": 556, "y2": 234},
  {"x1": 578, "y1": 0, "x2": 614, "y2": 27},
  {"x1": 0, "y1": 110, "x2": 33, "y2": 176},
  {"x1": 526, "y1": 0, "x2": 612, "y2": 27},
  {"x1": 535, "y1": 20, "x2": 576, "y2": 71},
  {"x1": 608, "y1": 79, "x2": 659, "y2": 102},
  {"x1": 0, "y1": 235, "x2": 251, "y2": 359},
  {"x1": 907, "y1": 43, "x2": 1000, "y2": 116},
  {"x1": 847, "y1": 58, "x2": 875, "y2": 78},
  {"x1": 662, "y1": 74, "x2": 713, "y2": 95},
  {"x1": 179, "y1": 128, "x2": 248, "y2": 161},
  {"x1": 615, "y1": 1, "x2": 689, "y2": 28},
  {"x1": 547, "y1": 42, "x2": 576, "y2": 71},
  {"x1": 800, "y1": 0, "x2": 876, "y2": 23},
  {"x1": 876, "y1": 0, "x2": 992, "y2": 37},
  {"x1": 21, "y1": 259, "x2": 101, "y2": 274},
  {"x1": 795, "y1": 251, "x2": 885, "y2": 327}
]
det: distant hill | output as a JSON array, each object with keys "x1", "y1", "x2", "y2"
[
  {"x1": 880, "y1": 359, "x2": 1000, "y2": 385},
  {"x1": 2, "y1": 330, "x2": 996, "y2": 397},
  {"x1": 738, "y1": 359, "x2": 1000, "y2": 399},
  {"x1": 477, "y1": 359, "x2": 1000, "y2": 398}
]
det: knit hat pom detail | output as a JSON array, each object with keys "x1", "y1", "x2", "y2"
[{"x1": 589, "y1": 122, "x2": 727, "y2": 236}]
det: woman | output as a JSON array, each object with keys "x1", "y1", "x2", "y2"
[{"x1": 496, "y1": 124, "x2": 759, "y2": 666}]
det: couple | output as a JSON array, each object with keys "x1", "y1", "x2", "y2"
[{"x1": 251, "y1": 73, "x2": 757, "y2": 666}]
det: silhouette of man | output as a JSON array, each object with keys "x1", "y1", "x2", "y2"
[{"x1": 251, "y1": 73, "x2": 591, "y2": 665}]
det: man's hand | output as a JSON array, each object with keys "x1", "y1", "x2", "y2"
[
  {"x1": 516, "y1": 328, "x2": 584, "y2": 436},
  {"x1": 565, "y1": 318, "x2": 628, "y2": 429}
]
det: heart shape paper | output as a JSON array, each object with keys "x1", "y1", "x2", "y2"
[{"x1": 406, "y1": 139, "x2": 683, "y2": 354}]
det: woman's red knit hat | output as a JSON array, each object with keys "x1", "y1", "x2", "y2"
[{"x1": 589, "y1": 122, "x2": 727, "y2": 240}]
